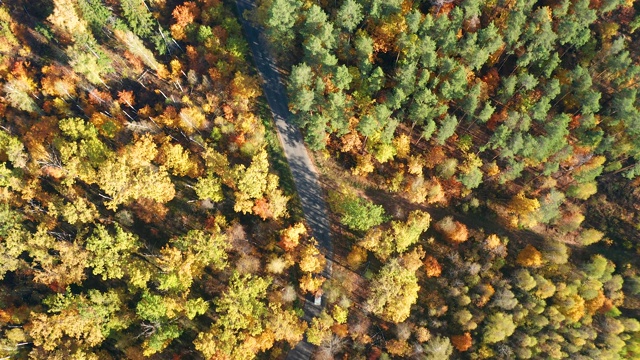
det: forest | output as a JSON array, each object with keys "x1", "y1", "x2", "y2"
[{"x1": 1, "y1": 0, "x2": 640, "y2": 359}]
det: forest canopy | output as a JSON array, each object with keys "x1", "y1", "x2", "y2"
[
  {"x1": 2, "y1": 0, "x2": 640, "y2": 359},
  {"x1": 251, "y1": 0, "x2": 640, "y2": 358},
  {"x1": 0, "y1": 0, "x2": 307, "y2": 358}
]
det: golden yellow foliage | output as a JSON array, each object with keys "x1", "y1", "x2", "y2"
[
  {"x1": 508, "y1": 192, "x2": 540, "y2": 228},
  {"x1": 516, "y1": 245, "x2": 543, "y2": 267},
  {"x1": 48, "y1": 0, "x2": 89, "y2": 40},
  {"x1": 340, "y1": 131, "x2": 362, "y2": 153},
  {"x1": 485, "y1": 234, "x2": 501, "y2": 249},
  {"x1": 231, "y1": 72, "x2": 262, "y2": 100},
  {"x1": 585, "y1": 290, "x2": 606, "y2": 314},
  {"x1": 158, "y1": 141, "x2": 197, "y2": 177},
  {"x1": 485, "y1": 161, "x2": 500, "y2": 177},
  {"x1": 347, "y1": 246, "x2": 368, "y2": 269},
  {"x1": 370, "y1": 13, "x2": 407, "y2": 53},
  {"x1": 426, "y1": 177, "x2": 446, "y2": 204},
  {"x1": 386, "y1": 339, "x2": 411, "y2": 356},
  {"x1": 299, "y1": 274, "x2": 325, "y2": 294},
  {"x1": 407, "y1": 155, "x2": 423, "y2": 175},
  {"x1": 279, "y1": 223, "x2": 306, "y2": 251},
  {"x1": 415, "y1": 327, "x2": 431, "y2": 343},
  {"x1": 393, "y1": 134, "x2": 411, "y2": 159},
  {"x1": 400, "y1": 246, "x2": 425, "y2": 272},
  {"x1": 352, "y1": 153, "x2": 374, "y2": 176},
  {"x1": 475, "y1": 283, "x2": 495, "y2": 308},
  {"x1": 298, "y1": 242, "x2": 326, "y2": 273},
  {"x1": 41, "y1": 64, "x2": 78, "y2": 98},
  {"x1": 405, "y1": 175, "x2": 429, "y2": 204},
  {"x1": 559, "y1": 294, "x2": 586, "y2": 323},
  {"x1": 178, "y1": 106, "x2": 207, "y2": 134}
]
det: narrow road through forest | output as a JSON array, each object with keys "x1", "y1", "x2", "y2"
[{"x1": 235, "y1": 0, "x2": 333, "y2": 358}]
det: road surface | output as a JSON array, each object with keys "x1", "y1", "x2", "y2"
[{"x1": 235, "y1": 0, "x2": 333, "y2": 358}]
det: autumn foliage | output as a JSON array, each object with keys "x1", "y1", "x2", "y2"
[
  {"x1": 2, "y1": 0, "x2": 640, "y2": 358},
  {"x1": 423, "y1": 255, "x2": 442, "y2": 278},
  {"x1": 451, "y1": 333, "x2": 473, "y2": 352},
  {"x1": 435, "y1": 216, "x2": 469, "y2": 244},
  {"x1": 516, "y1": 245, "x2": 543, "y2": 268}
]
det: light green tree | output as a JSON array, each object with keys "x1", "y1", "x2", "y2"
[
  {"x1": 194, "y1": 175, "x2": 224, "y2": 202},
  {"x1": 332, "y1": 192, "x2": 386, "y2": 231},
  {"x1": 86, "y1": 224, "x2": 139, "y2": 280},
  {"x1": 367, "y1": 258, "x2": 420, "y2": 323},
  {"x1": 483, "y1": 312, "x2": 516, "y2": 343},
  {"x1": 336, "y1": 0, "x2": 363, "y2": 33},
  {"x1": 195, "y1": 273, "x2": 289, "y2": 359},
  {"x1": 29, "y1": 290, "x2": 130, "y2": 352}
]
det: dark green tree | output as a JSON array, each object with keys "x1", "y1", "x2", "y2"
[{"x1": 120, "y1": 0, "x2": 154, "y2": 38}]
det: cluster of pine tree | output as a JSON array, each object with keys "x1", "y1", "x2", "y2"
[{"x1": 255, "y1": 0, "x2": 640, "y2": 358}]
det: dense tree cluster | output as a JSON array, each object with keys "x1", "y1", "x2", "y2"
[
  {"x1": 253, "y1": 0, "x2": 640, "y2": 358},
  {"x1": 256, "y1": 0, "x2": 640, "y2": 207},
  {"x1": 0, "y1": 0, "x2": 310, "y2": 358},
  {"x1": 3, "y1": 0, "x2": 640, "y2": 359}
]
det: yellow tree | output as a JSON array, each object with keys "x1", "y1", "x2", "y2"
[
  {"x1": 0, "y1": 7, "x2": 20, "y2": 54},
  {"x1": 391, "y1": 210, "x2": 431, "y2": 253},
  {"x1": 516, "y1": 244, "x2": 543, "y2": 267},
  {"x1": 306, "y1": 311, "x2": 334, "y2": 346},
  {"x1": 393, "y1": 134, "x2": 411, "y2": 159},
  {"x1": 0, "y1": 203, "x2": 27, "y2": 280},
  {"x1": 230, "y1": 72, "x2": 262, "y2": 101},
  {"x1": 279, "y1": 223, "x2": 306, "y2": 251},
  {"x1": 85, "y1": 224, "x2": 139, "y2": 280},
  {"x1": 58, "y1": 197, "x2": 99, "y2": 225},
  {"x1": 267, "y1": 304, "x2": 307, "y2": 346},
  {"x1": 158, "y1": 140, "x2": 198, "y2": 177},
  {"x1": 233, "y1": 148, "x2": 289, "y2": 220},
  {"x1": 507, "y1": 191, "x2": 540, "y2": 228},
  {"x1": 48, "y1": 0, "x2": 90, "y2": 41},
  {"x1": 194, "y1": 273, "x2": 300, "y2": 359},
  {"x1": 359, "y1": 227, "x2": 395, "y2": 261},
  {"x1": 4, "y1": 73, "x2": 38, "y2": 113},
  {"x1": 96, "y1": 134, "x2": 175, "y2": 210},
  {"x1": 27, "y1": 225, "x2": 90, "y2": 290},
  {"x1": 155, "y1": 228, "x2": 229, "y2": 294},
  {"x1": 299, "y1": 241, "x2": 326, "y2": 273},
  {"x1": 359, "y1": 210, "x2": 430, "y2": 260},
  {"x1": 28, "y1": 290, "x2": 130, "y2": 353},
  {"x1": 41, "y1": 64, "x2": 79, "y2": 98},
  {"x1": 177, "y1": 106, "x2": 207, "y2": 134},
  {"x1": 299, "y1": 273, "x2": 325, "y2": 294}
]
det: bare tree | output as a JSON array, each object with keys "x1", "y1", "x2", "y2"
[{"x1": 315, "y1": 335, "x2": 346, "y2": 360}]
